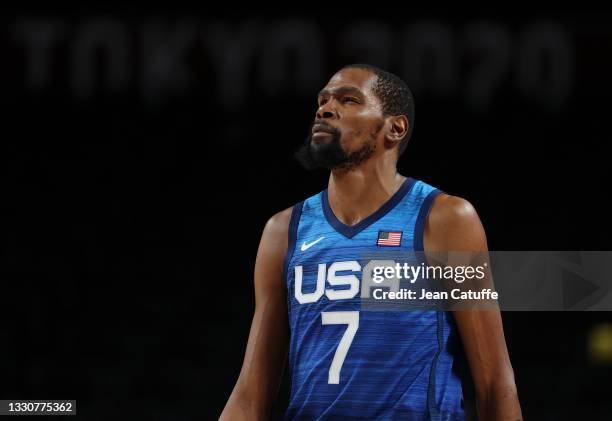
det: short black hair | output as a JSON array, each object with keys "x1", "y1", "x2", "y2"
[{"x1": 341, "y1": 63, "x2": 415, "y2": 157}]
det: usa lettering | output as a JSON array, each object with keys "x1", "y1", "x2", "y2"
[{"x1": 293, "y1": 260, "x2": 400, "y2": 304}]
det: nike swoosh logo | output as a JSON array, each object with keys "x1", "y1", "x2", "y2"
[{"x1": 301, "y1": 236, "x2": 325, "y2": 251}]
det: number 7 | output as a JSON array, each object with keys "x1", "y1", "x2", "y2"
[{"x1": 321, "y1": 311, "x2": 359, "y2": 384}]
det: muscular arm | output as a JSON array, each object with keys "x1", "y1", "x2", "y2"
[
  {"x1": 219, "y1": 207, "x2": 293, "y2": 421},
  {"x1": 424, "y1": 194, "x2": 522, "y2": 421}
]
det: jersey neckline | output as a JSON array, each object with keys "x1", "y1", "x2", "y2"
[{"x1": 321, "y1": 176, "x2": 417, "y2": 239}]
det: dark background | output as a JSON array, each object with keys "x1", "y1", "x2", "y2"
[{"x1": 2, "y1": 9, "x2": 611, "y2": 420}]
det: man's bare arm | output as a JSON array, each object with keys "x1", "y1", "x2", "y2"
[
  {"x1": 424, "y1": 194, "x2": 522, "y2": 421},
  {"x1": 219, "y1": 207, "x2": 293, "y2": 421}
]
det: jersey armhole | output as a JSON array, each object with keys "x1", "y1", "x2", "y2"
[
  {"x1": 283, "y1": 201, "x2": 304, "y2": 283},
  {"x1": 413, "y1": 189, "x2": 443, "y2": 252},
  {"x1": 414, "y1": 188, "x2": 445, "y2": 418}
]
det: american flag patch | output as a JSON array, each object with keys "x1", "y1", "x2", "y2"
[{"x1": 377, "y1": 230, "x2": 402, "y2": 246}]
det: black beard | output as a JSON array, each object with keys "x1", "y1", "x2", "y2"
[{"x1": 295, "y1": 124, "x2": 377, "y2": 171}]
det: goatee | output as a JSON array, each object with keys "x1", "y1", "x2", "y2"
[{"x1": 295, "y1": 122, "x2": 377, "y2": 171}]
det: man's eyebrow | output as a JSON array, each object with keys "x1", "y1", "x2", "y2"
[{"x1": 317, "y1": 86, "x2": 365, "y2": 99}]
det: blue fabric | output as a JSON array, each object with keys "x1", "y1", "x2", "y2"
[{"x1": 284, "y1": 178, "x2": 465, "y2": 420}]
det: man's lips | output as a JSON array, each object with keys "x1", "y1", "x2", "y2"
[{"x1": 312, "y1": 123, "x2": 336, "y2": 134}]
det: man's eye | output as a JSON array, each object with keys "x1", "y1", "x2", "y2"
[{"x1": 343, "y1": 97, "x2": 359, "y2": 104}]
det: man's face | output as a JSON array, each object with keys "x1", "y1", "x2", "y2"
[{"x1": 296, "y1": 68, "x2": 386, "y2": 171}]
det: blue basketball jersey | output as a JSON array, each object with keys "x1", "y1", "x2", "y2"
[{"x1": 283, "y1": 177, "x2": 466, "y2": 421}]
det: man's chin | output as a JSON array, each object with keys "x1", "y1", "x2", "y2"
[{"x1": 295, "y1": 131, "x2": 347, "y2": 171}]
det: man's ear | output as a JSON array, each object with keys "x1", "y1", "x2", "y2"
[{"x1": 384, "y1": 115, "x2": 409, "y2": 149}]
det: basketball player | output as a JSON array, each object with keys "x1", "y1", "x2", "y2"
[{"x1": 220, "y1": 64, "x2": 522, "y2": 420}]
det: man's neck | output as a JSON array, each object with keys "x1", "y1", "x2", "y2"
[{"x1": 327, "y1": 165, "x2": 406, "y2": 227}]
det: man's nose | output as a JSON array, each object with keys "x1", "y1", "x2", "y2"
[{"x1": 316, "y1": 102, "x2": 336, "y2": 119}]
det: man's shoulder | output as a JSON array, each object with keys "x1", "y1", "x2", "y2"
[
  {"x1": 425, "y1": 193, "x2": 487, "y2": 251},
  {"x1": 429, "y1": 193, "x2": 479, "y2": 225},
  {"x1": 255, "y1": 206, "x2": 296, "y2": 268},
  {"x1": 261, "y1": 187, "x2": 323, "y2": 241},
  {"x1": 264, "y1": 206, "x2": 294, "y2": 237}
]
